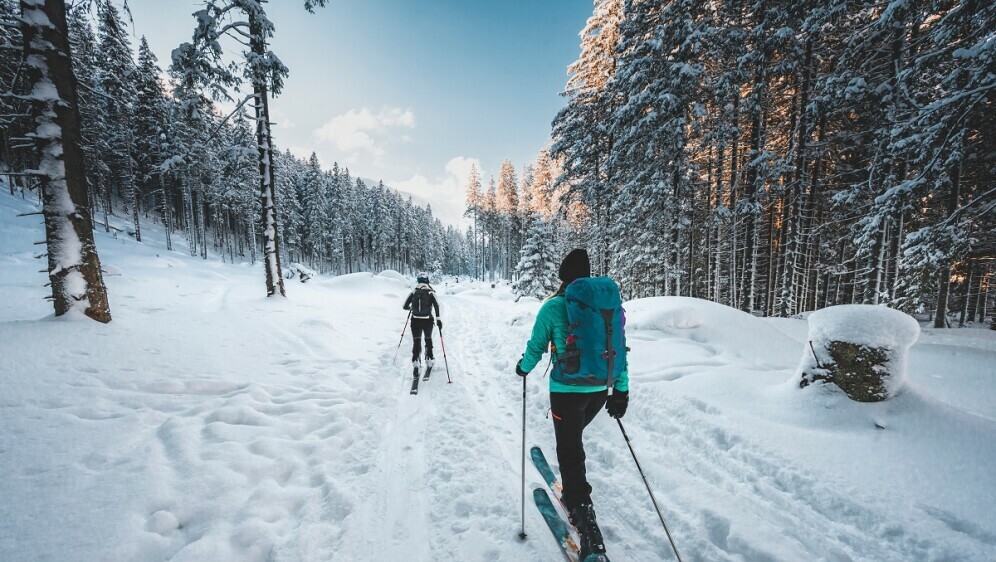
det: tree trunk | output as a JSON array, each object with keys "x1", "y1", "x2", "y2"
[
  {"x1": 121, "y1": 106, "x2": 141, "y2": 242},
  {"x1": 249, "y1": 10, "x2": 286, "y2": 297},
  {"x1": 959, "y1": 258, "x2": 974, "y2": 327},
  {"x1": 21, "y1": 0, "x2": 111, "y2": 323},
  {"x1": 933, "y1": 140, "x2": 963, "y2": 328}
]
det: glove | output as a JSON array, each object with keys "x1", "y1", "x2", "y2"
[
  {"x1": 515, "y1": 359, "x2": 528, "y2": 377},
  {"x1": 606, "y1": 390, "x2": 628, "y2": 419},
  {"x1": 436, "y1": 318, "x2": 442, "y2": 329}
]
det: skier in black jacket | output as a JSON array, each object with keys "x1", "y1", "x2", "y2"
[{"x1": 403, "y1": 273, "x2": 441, "y2": 375}]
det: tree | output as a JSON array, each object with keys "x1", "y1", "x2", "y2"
[
  {"x1": 173, "y1": 0, "x2": 330, "y2": 296},
  {"x1": 513, "y1": 215, "x2": 559, "y2": 299},
  {"x1": 551, "y1": 0, "x2": 623, "y2": 275},
  {"x1": 96, "y1": 0, "x2": 141, "y2": 241},
  {"x1": 464, "y1": 163, "x2": 482, "y2": 279},
  {"x1": 537, "y1": 0, "x2": 995, "y2": 318},
  {"x1": 134, "y1": 37, "x2": 173, "y2": 249},
  {"x1": 496, "y1": 158, "x2": 520, "y2": 279},
  {"x1": 17, "y1": 0, "x2": 111, "y2": 322}
]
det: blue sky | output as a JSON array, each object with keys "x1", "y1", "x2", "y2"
[{"x1": 127, "y1": 0, "x2": 593, "y2": 225}]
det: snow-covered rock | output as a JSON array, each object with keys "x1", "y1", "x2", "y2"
[{"x1": 798, "y1": 304, "x2": 920, "y2": 401}]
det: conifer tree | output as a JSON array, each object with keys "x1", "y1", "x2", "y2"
[
  {"x1": 513, "y1": 215, "x2": 559, "y2": 299},
  {"x1": 17, "y1": 0, "x2": 111, "y2": 323},
  {"x1": 464, "y1": 163, "x2": 483, "y2": 279},
  {"x1": 96, "y1": 0, "x2": 141, "y2": 241}
]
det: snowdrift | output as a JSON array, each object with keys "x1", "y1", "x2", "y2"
[{"x1": 624, "y1": 296, "x2": 801, "y2": 370}]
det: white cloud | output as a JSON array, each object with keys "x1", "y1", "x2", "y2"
[
  {"x1": 390, "y1": 156, "x2": 482, "y2": 227},
  {"x1": 286, "y1": 146, "x2": 314, "y2": 161},
  {"x1": 270, "y1": 107, "x2": 297, "y2": 130},
  {"x1": 313, "y1": 107, "x2": 415, "y2": 158}
]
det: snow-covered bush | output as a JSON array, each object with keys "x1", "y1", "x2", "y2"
[{"x1": 798, "y1": 305, "x2": 920, "y2": 401}]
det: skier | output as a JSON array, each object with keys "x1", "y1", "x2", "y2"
[
  {"x1": 515, "y1": 249, "x2": 629, "y2": 560},
  {"x1": 403, "y1": 273, "x2": 442, "y2": 379}
]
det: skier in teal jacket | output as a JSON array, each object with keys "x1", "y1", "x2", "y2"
[{"x1": 516, "y1": 248, "x2": 629, "y2": 559}]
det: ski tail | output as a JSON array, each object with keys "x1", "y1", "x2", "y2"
[
  {"x1": 531, "y1": 445, "x2": 612, "y2": 562},
  {"x1": 534, "y1": 487, "x2": 579, "y2": 562}
]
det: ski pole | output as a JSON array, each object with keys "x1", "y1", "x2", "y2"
[
  {"x1": 438, "y1": 326, "x2": 452, "y2": 383},
  {"x1": 518, "y1": 373, "x2": 527, "y2": 540},
  {"x1": 617, "y1": 418, "x2": 683, "y2": 562},
  {"x1": 393, "y1": 310, "x2": 412, "y2": 364}
]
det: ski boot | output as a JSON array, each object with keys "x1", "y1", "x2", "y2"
[
  {"x1": 410, "y1": 360, "x2": 421, "y2": 394},
  {"x1": 569, "y1": 503, "x2": 607, "y2": 560}
]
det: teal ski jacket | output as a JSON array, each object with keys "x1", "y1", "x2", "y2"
[{"x1": 519, "y1": 294, "x2": 629, "y2": 394}]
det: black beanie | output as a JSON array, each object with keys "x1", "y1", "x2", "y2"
[{"x1": 559, "y1": 249, "x2": 591, "y2": 283}]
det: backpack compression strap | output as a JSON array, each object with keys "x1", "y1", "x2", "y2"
[{"x1": 600, "y1": 308, "x2": 617, "y2": 393}]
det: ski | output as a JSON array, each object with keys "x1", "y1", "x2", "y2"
[
  {"x1": 422, "y1": 364, "x2": 432, "y2": 382},
  {"x1": 410, "y1": 365, "x2": 420, "y2": 395},
  {"x1": 531, "y1": 445, "x2": 563, "y2": 500},
  {"x1": 534, "y1": 487, "x2": 580, "y2": 562},
  {"x1": 531, "y1": 446, "x2": 611, "y2": 562}
]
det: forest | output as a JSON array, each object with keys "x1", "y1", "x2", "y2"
[
  {"x1": 0, "y1": 0, "x2": 465, "y2": 318},
  {"x1": 1, "y1": 0, "x2": 993, "y2": 328},
  {"x1": 480, "y1": 0, "x2": 995, "y2": 328}
]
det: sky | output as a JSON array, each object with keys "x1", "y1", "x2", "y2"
[{"x1": 125, "y1": 0, "x2": 594, "y2": 226}]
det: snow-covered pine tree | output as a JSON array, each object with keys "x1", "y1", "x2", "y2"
[
  {"x1": 893, "y1": 0, "x2": 994, "y2": 328},
  {"x1": 496, "y1": 158, "x2": 520, "y2": 279},
  {"x1": 134, "y1": 37, "x2": 173, "y2": 250},
  {"x1": 96, "y1": 0, "x2": 141, "y2": 241},
  {"x1": 0, "y1": 0, "x2": 29, "y2": 197},
  {"x1": 65, "y1": 5, "x2": 106, "y2": 227},
  {"x1": 17, "y1": 0, "x2": 111, "y2": 323},
  {"x1": 484, "y1": 176, "x2": 498, "y2": 282},
  {"x1": 607, "y1": 0, "x2": 711, "y2": 296},
  {"x1": 551, "y1": 0, "x2": 622, "y2": 276},
  {"x1": 513, "y1": 214, "x2": 559, "y2": 299},
  {"x1": 529, "y1": 148, "x2": 555, "y2": 219},
  {"x1": 300, "y1": 152, "x2": 327, "y2": 268},
  {"x1": 275, "y1": 150, "x2": 303, "y2": 264},
  {"x1": 464, "y1": 163, "x2": 482, "y2": 280}
]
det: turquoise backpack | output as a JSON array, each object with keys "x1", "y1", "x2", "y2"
[{"x1": 553, "y1": 277, "x2": 627, "y2": 388}]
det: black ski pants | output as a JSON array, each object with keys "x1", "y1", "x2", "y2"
[
  {"x1": 550, "y1": 390, "x2": 608, "y2": 511},
  {"x1": 411, "y1": 318, "x2": 435, "y2": 362}
]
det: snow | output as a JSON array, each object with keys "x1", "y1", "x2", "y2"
[
  {"x1": 376, "y1": 269, "x2": 409, "y2": 285},
  {"x1": 807, "y1": 304, "x2": 921, "y2": 351},
  {"x1": 2, "y1": 190, "x2": 995, "y2": 561}
]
